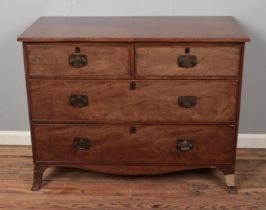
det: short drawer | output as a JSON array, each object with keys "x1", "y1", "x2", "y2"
[
  {"x1": 136, "y1": 45, "x2": 241, "y2": 77},
  {"x1": 25, "y1": 44, "x2": 130, "y2": 78},
  {"x1": 33, "y1": 124, "x2": 235, "y2": 164},
  {"x1": 29, "y1": 80, "x2": 237, "y2": 122}
]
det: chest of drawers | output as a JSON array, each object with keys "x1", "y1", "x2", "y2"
[{"x1": 18, "y1": 16, "x2": 249, "y2": 191}]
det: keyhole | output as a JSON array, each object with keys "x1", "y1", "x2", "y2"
[
  {"x1": 130, "y1": 81, "x2": 136, "y2": 90},
  {"x1": 130, "y1": 126, "x2": 137, "y2": 134}
]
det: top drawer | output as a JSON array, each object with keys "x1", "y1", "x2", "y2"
[
  {"x1": 136, "y1": 45, "x2": 241, "y2": 77},
  {"x1": 25, "y1": 44, "x2": 130, "y2": 78}
]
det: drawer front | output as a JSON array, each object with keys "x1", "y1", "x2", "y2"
[
  {"x1": 29, "y1": 80, "x2": 237, "y2": 122},
  {"x1": 26, "y1": 44, "x2": 130, "y2": 78},
  {"x1": 136, "y1": 46, "x2": 241, "y2": 77},
  {"x1": 33, "y1": 124, "x2": 235, "y2": 164}
]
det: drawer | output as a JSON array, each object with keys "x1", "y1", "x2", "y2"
[
  {"x1": 25, "y1": 44, "x2": 130, "y2": 78},
  {"x1": 33, "y1": 124, "x2": 235, "y2": 164},
  {"x1": 29, "y1": 80, "x2": 237, "y2": 122},
  {"x1": 136, "y1": 46, "x2": 241, "y2": 77}
]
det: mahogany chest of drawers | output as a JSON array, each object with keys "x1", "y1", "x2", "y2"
[{"x1": 18, "y1": 16, "x2": 249, "y2": 191}]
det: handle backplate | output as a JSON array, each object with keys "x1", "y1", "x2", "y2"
[
  {"x1": 178, "y1": 96, "x2": 197, "y2": 108},
  {"x1": 69, "y1": 54, "x2": 87, "y2": 68},
  {"x1": 177, "y1": 54, "x2": 197, "y2": 68},
  {"x1": 70, "y1": 95, "x2": 88, "y2": 107},
  {"x1": 73, "y1": 138, "x2": 91, "y2": 150},
  {"x1": 176, "y1": 139, "x2": 193, "y2": 151}
]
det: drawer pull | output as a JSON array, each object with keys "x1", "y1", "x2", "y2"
[
  {"x1": 69, "y1": 47, "x2": 87, "y2": 68},
  {"x1": 176, "y1": 139, "x2": 193, "y2": 151},
  {"x1": 70, "y1": 95, "x2": 88, "y2": 107},
  {"x1": 130, "y1": 81, "x2": 136, "y2": 90},
  {"x1": 177, "y1": 48, "x2": 197, "y2": 68},
  {"x1": 73, "y1": 138, "x2": 91, "y2": 150},
  {"x1": 178, "y1": 96, "x2": 197, "y2": 108}
]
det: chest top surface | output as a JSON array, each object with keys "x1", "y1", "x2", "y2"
[{"x1": 18, "y1": 16, "x2": 249, "y2": 43}]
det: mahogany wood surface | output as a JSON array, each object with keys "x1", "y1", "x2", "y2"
[
  {"x1": 33, "y1": 124, "x2": 235, "y2": 164},
  {"x1": 29, "y1": 80, "x2": 238, "y2": 122},
  {"x1": 136, "y1": 45, "x2": 241, "y2": 77},
  {"x1": 17, "y1": 16, "x2": 249, "y2": 42},
  {"x1": 18, "y1": 16, "x2": 250, "y2": 190},
  {"x1": 26, "y1": 44, "x2": 130, "y2": 78}
]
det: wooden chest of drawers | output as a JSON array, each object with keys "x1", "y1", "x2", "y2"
[{"x1": 18, "y1": 16, "x2": 249, "y2": 191}]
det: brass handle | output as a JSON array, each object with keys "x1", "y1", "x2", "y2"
[
  {"x1": 73, "y1": 138, "x2": 91, "y2": 150},
  {"x1": 178, "y1": 96, "x2": 197, "y2": 108},
  {"x1": 177, "y1": 54, "x2": 197, "y2": 68},
  {"x1": 69, "y1": 47, "x2": 87, "y2": 68},
  {"x1": 176, "y1": 139, "x2": 193, "y2": 151},
  {"x1": 69, "y1": 54, "x2": 88, "y2": 68},
  {"x1": 177, "y1": 48, "x2": 197, "y2": 68},
  {"x1": 70, "y1": 95, "x2": 88, "y2": 107}
]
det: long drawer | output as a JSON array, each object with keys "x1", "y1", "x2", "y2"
[
  {"x1": 29, "y1": 80, "x2": 238, "y2": 122},
  {"x1": 136, "y1": 45, "x2": 241, "y2": 77},
  {"x1": 33, "y1": 124, "x2": 235, "y2": 164},
  {"x1": 26, "y1": 44, "x2": 130, "y2": 78}
]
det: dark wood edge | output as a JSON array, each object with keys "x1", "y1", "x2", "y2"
[
  {"x1": 22, "y1": 42, "x2": 131, "y2": 46},
  {"x1": 22, "y1": 43, "x2": 37, "y2": 163},
  {"x1": 135, "y1": 43, "x2": 243, "y2": 47},
  {"x1": 28, "y1": 75, "x2": 241, "y2": 80},
  {"x1": 28, "y1": 78, "x2": 239, "y2": 82},
  {"x1": 21, "y1": 41, "x2": 245, "y2": 46},
  {"x1": 32, "y1": 123, "x2": 236, "y2": 127},
  {"x1": 18, "y1": 37, "x2": 250, "y2": 43},
  {"x1": 31, "y1": 120, "x2": 237, "y2": 125},
  {"x1": 134, "y1": 76, "x2": 239, "y2": 80},
  {"x1": 34, "y1": 161, "x2": 235, "y2": 167},
  {"x1": 232, "y1": 43, "x2": 246, "y2": 165}
]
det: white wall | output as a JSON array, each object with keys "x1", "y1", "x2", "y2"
[{"x1": 0, "y1": 0, "x2": 266, "y2": 133}]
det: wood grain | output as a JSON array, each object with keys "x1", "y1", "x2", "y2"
[
  {"x1": 18, "y1": 16, "x2": 249, "y2": 191},
  {"x1": 17, "y1": 16, "x2": 250, "y2": 42},
  {"x1": 29, "y1": 80, "x2": 238, "y2": 122},
  {"x1": 32, "y1": 124, "x2": 235, "y2": 165},
  {"x1": 26, "y1": 44, "x2": 130, "y2": 78},
  {"x1": 136, "y1": 45, "x2": 241, "y2": 77},
  {"x1": 0, "y1": 146, "x2": 266, "y2": 210}
]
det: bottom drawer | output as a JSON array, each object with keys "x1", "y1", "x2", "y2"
[{"x1": 33, "y1": 124, "x2": 236, "y2": 164}]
